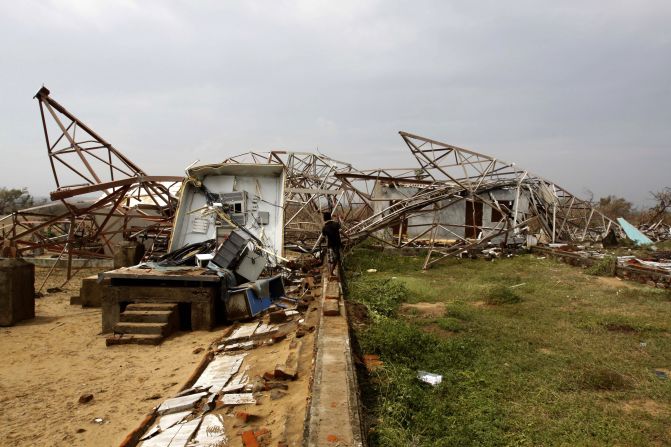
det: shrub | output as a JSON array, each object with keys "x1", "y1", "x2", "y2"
[
  {"x1": 349, "y1": 278, "x2": 409, "y2": 318},
  {"x1": 586, "y1": 256, "x2": 617, "y2": 276}
]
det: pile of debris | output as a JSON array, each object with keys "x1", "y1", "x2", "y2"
[
  {"x1": 131, "y1": 272, "x2": 320, "y2": 447},
  {"x1": 3, "y1": 87, "x2": 658, "y2": 276}
]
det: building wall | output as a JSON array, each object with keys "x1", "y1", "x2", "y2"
[{"x1": 372, "y1": 183, "x2": 530, "y2": 243}]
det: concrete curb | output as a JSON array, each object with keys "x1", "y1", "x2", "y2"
[{"x1": 305, "y1": 271, "x2": 365, "y2": 447}]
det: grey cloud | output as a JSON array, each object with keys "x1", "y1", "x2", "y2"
[{"x1": 0, "y1": 0, "x2": 668, "y2": 206}]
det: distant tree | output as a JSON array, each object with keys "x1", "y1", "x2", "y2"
[
  {"x1": 596, "y1": 195, "x2": 636, "y2": 221},
  {"x1": 645, "y1": 187, "x2": 671, "y2": 224},
  {"x1": 0, "y1": 187, "x2": 34, "y2": 214}
]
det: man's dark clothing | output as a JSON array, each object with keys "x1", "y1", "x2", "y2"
[{"x1": 322, "y1": 220, "x2": 341, "y2": 249}]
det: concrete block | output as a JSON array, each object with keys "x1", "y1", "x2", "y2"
[
  {"x1": 113, "y1": 241, "x2": 145, "y2": 269},
  {"x1": 325, "y1": 281, "x2": 340, "y2": 299},
  {"x1": 323, "y1": 298, "x2": 340, "y2": 316},
  {"x1": 0, "y1": 259, "x2": 35, "y2": 326},
  {"x1": 79, "y1": 275, "x2": 109, "y2": 307}
]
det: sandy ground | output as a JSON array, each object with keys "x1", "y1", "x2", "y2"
[{"x1": 0, "y1": 267, "x2": 225, "y2": 447}]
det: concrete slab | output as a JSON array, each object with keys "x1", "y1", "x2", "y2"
[
  {"x1": 156, "y1": 392, "x2": 207, "y2": 415},
  {"x1": 192, "y1": 353, "x2": 246, "y2": 393}
]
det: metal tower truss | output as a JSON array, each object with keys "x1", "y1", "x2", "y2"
[
  {"x1": 223, "y1": 151, "x2": 373, "y2": 252},
  {"x1": 339, "y1": 132, "x2": 620, "y2": 269},
  {"x1": 0, "y1": 88, "x2": 182, "y2": 277}
]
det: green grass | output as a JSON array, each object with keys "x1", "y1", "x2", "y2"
[
  {"x1": 585, "y1": 256, "x2": 617, "y2": 276},
  {"x1": 346, "y1": 247, "x2": 671, "y2": 447}
]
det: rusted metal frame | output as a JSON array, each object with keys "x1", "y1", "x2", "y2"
[
  {"x1": 472, "y1": 158, "x2": 499, "y2": 192},
  {"x1": 426, "y1": 221, "x2": 469, "y2": 242},
  {"x1": 48, "y1": 121, "x2": 77, "y2": 152},
  {"x1": 403, "y1": 139, "x2": 439, "y2": 181},
  {"x1": 37, "y1": 90, "x2": 146, "y2": 176},
  {"x1": 345, "y1": 187, "x2": 446, "y2": 236},
  {"x1": 581, "y1": 209, "x2": 596, "y2": 240},
  {"x1": 400, "y1": 131, "x2": 500, "y2": 164},
  {"x1": 425, "y1": 216, "x2": 534, "y2": 267},
  {"x1": 66, "y1": 216, "x2": 76, "y2": 279},
  {"x1": 136, "y1": 182, "x2": 165, "y2": 211},
  {"x1": 60, "y1": 144, "x2": 137, "y2": 179},
  {"x1": 50, "y1": 176, "x2": 182, "y2": 200},
  {"x1": 347, "y1": 185, "x2": 460, "y2": 237},
  {"x1": 49, "y1": 154, "x2": 97, "y2": 186},
  {"x1": 283, "y1": 165, "x2": 339, "y2": 227},
  {"x1": 81, "y1": 216, "x2": 111, "y2": 254},
  {"x1": 455, "y1": 151, "x2": 480, "y2": 187},
  {"x1": 17, "y1": 238, "x2": 110, "y2": 259},
  {"x1": 42, "y1": 99, "x2": 103, "y2": 185},
  {"x1": 400, "y1": 130, "x2": 618, "y2": 240},
  {"x1": 284, "y1": 192, "x2": 324, "y2": 227},
  {"x1": 38, "y1": 100, "x2": 60, "y2": 188},
  {"x1": 334, "y1": 172, "x2": 436, "y2": 186},
  {"x1": 50, "y1": 142, "x2": 103, "y2": 155},
  {"x1": 404, "y1": 136, "x2": 468, "y2": 190},
  {"x1": 422, "y1": 203, "x2": 443, "y2": 269},
  {"x1": 141, "y1": 180, "x2": 179, "y2": 214},
  {"x1": 90, "y1": 185, "x2": 132, "y2": 241},
  {"x1": 12, "y1": 210, "x2": 75, "y2": 240},
  {"x1": 526, "y1": 185, "x2": 554, "y2": 239},
  {"x1": 399, "y1": 223, "x2": 442, "y2": 249}
]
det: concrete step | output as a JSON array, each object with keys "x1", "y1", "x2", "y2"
[
  {"x1": 120, "y1": 310, "x2": 173, "y2": 324},
  {"x1": 125, "y1": 303, "x2": 177, "y2": 312},
  {"x1": 114, "y1": 322, "x2": 169, "y2": 336},
  {"x1": 106, "y1": 334, "x2": 163, "y2": 346}
]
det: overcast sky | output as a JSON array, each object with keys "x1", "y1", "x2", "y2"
[{"x1": 0, "y1": 0, "x2": 669, "y2": 206}]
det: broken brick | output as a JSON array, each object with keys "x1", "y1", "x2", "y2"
[
  {"x1": 241, "y1": 430, "x2": 259, "y2": 447},
  {"x1": 236, "y1": 411, "x2": 253, "y2": 423},
  {"x1": 269, "y1": 310, "x2": 288, "y2": 324},
  {"x1": 263, "y1": 381, "x2": 289, "y2": 391},
  {"x1": 274, "y1": 365, "x2": 297, "y2": 380}
]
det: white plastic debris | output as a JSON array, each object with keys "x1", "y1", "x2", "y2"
[
  {"x1": 367, "y1": 269, "x2": 377, "y2": 273},
  {"x1": 417, "y1": 371, "x2": 442, "y2": 386},
  {"x1": 222, "y1": 393, "x2": 256, "y2": 405}
]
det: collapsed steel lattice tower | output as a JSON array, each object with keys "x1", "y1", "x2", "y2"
[
  {"x1": 340, "y1": 132, "x2": 620, "y2": 268},
  {"x1": 0, "y1": 88, "x2": 182, "y2": 278},
  {"x1": 223, "y1": 151, "x2": 373, "y2": 252}
]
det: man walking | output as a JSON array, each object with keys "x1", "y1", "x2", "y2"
[{"x1": 321, "y1": 212, "x2": 342, "y2": 278}]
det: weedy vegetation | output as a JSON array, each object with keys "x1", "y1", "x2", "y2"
[{"x1": 345, "y1": 247, "x2": 671, "y2": 446}]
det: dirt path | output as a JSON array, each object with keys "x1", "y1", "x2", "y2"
[{"x1": 0, "y1": 268, "x2": 222, "y2": 446}]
